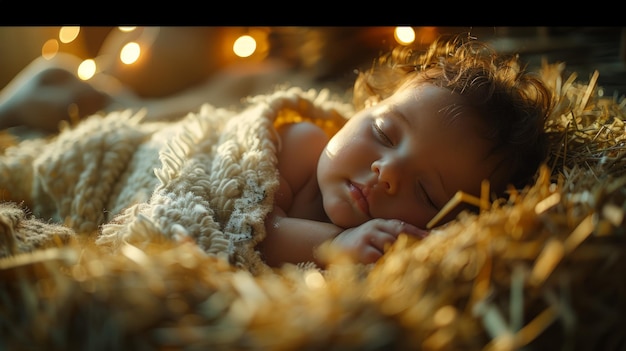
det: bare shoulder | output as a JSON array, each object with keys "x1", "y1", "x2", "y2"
[
  {"x1": 277, "y1": 121, "x2": 329, "y2": 157},
  {"x1": 276, "y1": 121, "x2": 329, "y2": 193},
  {"x1": 277, "y1": 121, "x2": 328, "y2": 144}
]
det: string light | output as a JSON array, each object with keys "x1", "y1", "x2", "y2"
[
  {"x1": 233, "y1": 35, "x2": 256, "y2": 58},
  {"x1": 394, "y1": 27, "x2": 416, "y2": 45},
  {"x1": 41, "y1": 39, "x2": 59, "y2": 60},
  {"x1": 119, "y1": 42, "x2": 141, "y2": 64},
  {"x1": 118, "y1": 26, "x2": 136, "y2": 33},
  {"x1": 38, "y1": 27, "x2": 427, "y2": 83},
  {"x1": 59, "y1": 26, "x2": 80, "y2": 44},
  {"x1": 77, "y1": 59, "x2": 96, "y2": 80},
  {"x1": 232, "y1": 27, "x2": 271, "y2": 60}
]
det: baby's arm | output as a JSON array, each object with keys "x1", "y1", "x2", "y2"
[
  {"x1": 259, "y1": 207, "x2": 427, "y2": 268},
  {"x1": 258, "y1": 206, "x2": 343, "y2": 267}
]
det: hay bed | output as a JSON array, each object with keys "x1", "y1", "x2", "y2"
[{"x1": 1, "y1": 62, "x2": 625, "y2": 351}]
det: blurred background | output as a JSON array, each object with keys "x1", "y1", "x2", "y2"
[{"x1": 1, "y1": 26, "x2": 624, "y2": 100}]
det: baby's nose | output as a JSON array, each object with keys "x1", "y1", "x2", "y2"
[{"x1": 371, "y1": 159, "x2": 399, "y2": 195}]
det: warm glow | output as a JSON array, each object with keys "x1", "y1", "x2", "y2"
[
  {"x1": 120, "y1": 41, "x2": 141, "y2": 64},
  {"x1": 59, "y1": 26, "x2": 80, "y2": 44},
  {"x1": 248, "y1": 27, "x2": 270, "y2": 59},
  {"x1": 394, "y1": 26, "x2": 416, "y2": 45},
  {"x1": 118, "y1": 26, "x2": 136, "y2": 33},
  {"x1": 77, "y1": 59, "x2": 96, "y2": 80},
  {"x1": 233, "y1": 35, "x2": 256, "y2": 58},
  {"x1": 41, "y1": 39, "x2": 59, "y2": 60}
]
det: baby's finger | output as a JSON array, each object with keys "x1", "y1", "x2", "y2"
[
  {"x1": 396, "y1": 221, "x2": 429, "y2": 239},
  {"x1": 369, "y1": 232, "x2": 396, "y2": 252}
]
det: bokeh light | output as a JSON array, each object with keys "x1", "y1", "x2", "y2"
[
  {"x1": 77, "y1": 59, "x2": 96, "y2": 80},
  {"x1": 41, "y1": 39, "x2": 59, "y2": 60},
  {"x1": 394, "y1": 27, "x2": 416, "y2": 45},
  {"x1": 59, "y1": 26, "x2": 80, "y2": 44},
  {"x1": 34, "y1": 27, "x2": 437, "y2": 89},
  {"x1": 38, "y1": 27, "x2": 429, "y2": 67},
  {"x1": 120, "y1": 42, "x2": 141, "y2": 65},
  {"x1": 118, "y1": 27, "x2": 136, "y2": 33},
  {"x1": 233, "y1": 35, "x2": 256, "y2": 58}
]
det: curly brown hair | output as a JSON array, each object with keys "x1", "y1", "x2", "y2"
[{"x1": 352, "y1": 35, "x2": 553, "y2": 194}]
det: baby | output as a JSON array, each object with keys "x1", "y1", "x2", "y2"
[{"x1": 257, "y1": 36, "x2": 553, "y2": 268}]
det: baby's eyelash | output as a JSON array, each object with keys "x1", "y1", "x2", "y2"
[
  {"x1": 373, "y1": 120, "x2": 393, "y2": 146},
  {"x1": 418, "y1": 182, "x2": 438, "y2": 210}
]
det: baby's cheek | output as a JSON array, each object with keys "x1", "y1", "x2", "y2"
[
  {"x1": 323, "y1": 120, "x2": 362, "y2": 157},
  {"x1": 323, "y1": 137, "x2": 343, "y2": 158}
]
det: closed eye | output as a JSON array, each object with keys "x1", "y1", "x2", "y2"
[
  {"x1": 373, "y1": 119, "x2": 393, "y2": 146},
  {"x1": 418, "y1": 182, "x2": 438, "y2": 210}
]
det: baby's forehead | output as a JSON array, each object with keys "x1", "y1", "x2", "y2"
[
  {"x1": 395, "y1": 83, "x2": 481, "y2": 124},
  {"x1": 392, "y1": 84, "x2": 500, "y2": 158}
]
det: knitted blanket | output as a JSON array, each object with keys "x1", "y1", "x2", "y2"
[{"x1": 0, "y1": 87, "x2": 351, "y2": 274}]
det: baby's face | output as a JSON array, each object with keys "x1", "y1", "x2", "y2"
[{"x1": 317, "y1": 84, "x2": 505, "y2": 229}]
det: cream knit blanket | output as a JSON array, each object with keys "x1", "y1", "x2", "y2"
[{"x1": 0, "y1": 87, "x2": 352, "y2": 274}]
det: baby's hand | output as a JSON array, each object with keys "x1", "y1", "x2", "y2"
[{"x1": 329, "y1": 219, "x2": 428, "y2": 265}]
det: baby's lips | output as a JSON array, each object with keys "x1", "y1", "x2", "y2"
[{"x1": 400, "y1": 222, "x2": 430, "y2": 239}]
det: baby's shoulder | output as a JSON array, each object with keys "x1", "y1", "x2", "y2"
[
  {"x1": 276, "y1": 122, "x2": 329, "y2": 159},
  {"x1": 277, "y1": 121, "x2": 328, "y2": 144},
  {"x1": 275, "y1": 121, "x2": 328, "y2": 194}
]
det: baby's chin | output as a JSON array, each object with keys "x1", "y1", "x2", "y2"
[{"x1": 322, "y1": 194, "x2": 371, "y2": 228}]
